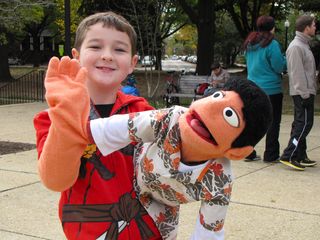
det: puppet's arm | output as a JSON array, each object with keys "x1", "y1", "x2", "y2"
[
  {"x1": 190, "y1": 216, "x2": 224, "y2": 240},
  {"x1": 37, "y1": 56, "x2": 90, "y2": 191},
  {"x1": 90, "y1": 108, "x2": 176, "y2": 156},
  {"x1": 189, "y1": 158, "x2": 232, "y2": 240},
  {"x1": 90, "y1": 113, "x2": 136, "y2": 155}
]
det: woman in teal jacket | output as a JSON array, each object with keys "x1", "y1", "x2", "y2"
[{"x1": 244, "y1": 15, "x2": 287, "y2": 162}]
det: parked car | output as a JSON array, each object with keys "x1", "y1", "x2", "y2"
[
  {"x1": 186, "y1": 55, "x2": 196, "y2": 63},
  {"x1": 141, "y1": 55, "x2": 155, "y2": 67},
  {"x1": 171, "y1": 55, "x2": 179, "y2": 60}
]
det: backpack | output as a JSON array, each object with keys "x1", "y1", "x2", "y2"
[{"x1": 195, "y1": 83, "x2": 210, "y2": 95}]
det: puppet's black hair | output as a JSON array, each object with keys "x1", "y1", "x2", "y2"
[{"x1": 222, "y1": 78, "x2": 272, "y2": 148}]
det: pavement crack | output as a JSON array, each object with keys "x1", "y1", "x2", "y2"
[
  {"x1": 307, "y1": 145, "x2": 320, "y2": 152},
  {"x1": 235, "y1": 164, "x2": 272, "y2": 179},
  {"x1": 231, "y1": 200, "x2": 320, "y2": 217},
  {"x1": 0, "y1": 168, "x2": 37, "y2": 175},
  {"x1": 0, "y1": 228, "x2": 53, "y2": 240},
  {"x1": 0, "y1": 181, "x2": 40, "y2": 193}
]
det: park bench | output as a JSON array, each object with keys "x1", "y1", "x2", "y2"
[{"x1": 164, "y1": 74, "x2": 209, "y2": 107}]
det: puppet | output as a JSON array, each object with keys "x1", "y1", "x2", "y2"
[{"x1": 41, "y1": 57, "x2": 272, "y2": 240}]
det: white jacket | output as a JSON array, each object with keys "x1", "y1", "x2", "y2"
[{"x1": 286, "y1": 31, "x2": 317, "y2": 99}]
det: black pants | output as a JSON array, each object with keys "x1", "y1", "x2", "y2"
[
  {"x1": 281, "y1": 95, "x2": 314, "y2": 161},
  {"x1": 264, "y1": 93, "x2": 283, "y2": 161}
]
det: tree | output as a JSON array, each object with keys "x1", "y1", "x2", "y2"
[
  {"x1": 127, "y1": 0, "x2": 188, "y2": 97},
  {"x1": 23, "y1": 5, "x2": 57, "y2": 67},
  {"x1": 54, "y1": 0, "x2": 82, "y2": 53},
  {"x1": 177, "y1": 0, "x2": 215, "y2": 75},
  {"x1": 166, "y1": 25, "x2": 197, "y2": 55},
  {"x1": 222, "y1": 0, "x2": 291, "y2": 39},
  {"x1": 0, "y1": 0, "x2": 54, "y2": 82},
  {"x1": 293, "y1": 0, "x2": 320, "y2": 11},
  {"x1": 214, "y1": 11, "x2": 242, "y2": 67}
]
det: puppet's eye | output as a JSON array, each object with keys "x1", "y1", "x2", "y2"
[
  {"x1": 211, "y1": 91, "x2": 224, "y2": 99},
  {"x1": 223, "y1": 107, "x2": 239, "y2": 127}
]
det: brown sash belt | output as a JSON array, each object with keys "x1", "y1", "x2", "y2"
[{"x1": 62, "y1": 193, "x2": 154, "y2": 239}]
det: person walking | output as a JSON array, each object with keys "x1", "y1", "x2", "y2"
[
  {"x1": 280, "y1": 15, "x2": 317, "y2": 170},
  {"x1": 243, "y1": 15, "x2": 287, "y2": 162}
]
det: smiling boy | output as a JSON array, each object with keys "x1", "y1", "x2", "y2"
[{"x1": 34, "y1": 12, "x2": 162, "y2": 240}]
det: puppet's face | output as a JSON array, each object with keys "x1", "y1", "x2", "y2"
[{"x1": 179, "y1": 90, "x2": 251, "y2": 162}]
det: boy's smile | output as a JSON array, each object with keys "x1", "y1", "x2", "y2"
[{"x1": 96, "y1": 65, "x2": 116, "y2": 73}]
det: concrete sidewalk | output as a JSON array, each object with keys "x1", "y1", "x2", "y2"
[{"x1": 0, "y1": 102, "x2": 319, "y2": 240}]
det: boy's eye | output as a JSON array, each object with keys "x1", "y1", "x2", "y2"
[
  {"x1": 115, "y1": 48, "x2": 126, "y2": 52},
  {"x1": 223, "y1": 107, "x2": 239, "y2": 127},
  {"x1": 89, "y1": 46, "x2": 100, "y2": 49},
  {"x1": 211, "y1": 91, "x2": 224, "y2": 99}
]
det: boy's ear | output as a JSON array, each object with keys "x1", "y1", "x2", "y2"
[
  {"x1": 224, "y1": 146, "x2": 254, "y2": 160},
  {"x1": 129, "y1": 54, "x2": 139, "y2": 73},
  {"x1": 72, "y1": 48, "x2": 79, "y2": 60}
]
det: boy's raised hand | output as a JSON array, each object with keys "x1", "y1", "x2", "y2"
[
  {"x1": 45, "y1": 56, "x2": 89, "y2": 139},
  {"x1": 45, "y1": 56, "x2": 88, "y2": 110},
  {"x1": 38, "y1": 56, "x2": 90, "y2": 191}
]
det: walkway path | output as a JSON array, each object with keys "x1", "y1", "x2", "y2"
[{"x1": 0, "y1": 102, "x2": 319, "y2": 240}]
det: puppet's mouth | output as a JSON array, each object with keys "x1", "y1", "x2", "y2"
[{"x1": 187, "y1": 111, "x2": 218, "y2": 145}]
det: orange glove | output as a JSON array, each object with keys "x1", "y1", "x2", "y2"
[{"x1": 38, "y1": 56, "x2": 90, "y2": 191}]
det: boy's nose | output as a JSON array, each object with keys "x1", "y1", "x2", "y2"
[{"x1": 101, "y1": 50, "x2": 113, "y2": 62}]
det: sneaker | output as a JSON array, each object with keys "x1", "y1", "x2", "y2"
[
  {"x1": 300, "y1": 158, "x2": 317, "y2": 167},
  {"x1": 279, "y1": 159, "x2": 305, "y2": 171},
  {"x1": 244, "y1": 155, "x2": 262, "y2": 162}
]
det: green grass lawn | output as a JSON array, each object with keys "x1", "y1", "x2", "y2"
[{"x1": 9, "y1": 66, "x2": 36, "y2": 78}]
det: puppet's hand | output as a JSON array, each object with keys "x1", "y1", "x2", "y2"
[
  {"x1": 38, "y1": 56, "x2": 90, "y2": 191},
  {"x1": 45, "y1": 56, "x2": 90, "y2": 142}
]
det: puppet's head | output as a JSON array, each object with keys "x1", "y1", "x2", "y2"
[{"x1": 178, "y1": 78, "x2": 272, "y2": 162}]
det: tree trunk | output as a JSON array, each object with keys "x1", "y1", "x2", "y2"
[
  {"x1": 155, "y1": 47, "x2": 162, "y2": 70},
  {"x1": 196, "y1": 0, "x2": 214, "y2": 75},
  {"x1": 0, "y1": 45, "x2": 13, "y2": 82},
  {"x1": 31, "y1": 33, "x2": 41, "y2": 67}
]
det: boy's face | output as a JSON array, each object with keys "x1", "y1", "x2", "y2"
[
  {"x1": 179, "y1": 90, "x2": 252, "y2": 161},
  {"x1": 72, "y1": 23, "x2": 138, "y2": 93}
]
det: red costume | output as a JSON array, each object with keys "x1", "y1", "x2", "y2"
[{"x1": 34, "y1": 92, "x2": 162, "y2": 240}]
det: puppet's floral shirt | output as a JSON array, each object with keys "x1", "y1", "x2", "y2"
[{"x1": 127, "y1": 107, "x2": 233, "y2": 239}]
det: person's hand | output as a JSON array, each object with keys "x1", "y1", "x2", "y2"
[
  {"x1": 45, "y1": 55, "x2": 90, "y2": 142},
  {"x1": 38, "y1": 56, "x2": 90, "y2": 191},
  {"x1": 211, "y1": 81, "x2": 218, "y2": 88}
]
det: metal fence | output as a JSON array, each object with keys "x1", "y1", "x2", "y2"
[{"x1": 0, "y1": 70, "x2": 45, "y2": 105}]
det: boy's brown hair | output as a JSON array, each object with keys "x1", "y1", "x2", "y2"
[
  {"x1": 74, "y1": 11, "x2": 137, "y2": 55},
  {"x1": 296, "y1": 15, "x2": 315, "y2": 32}
]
